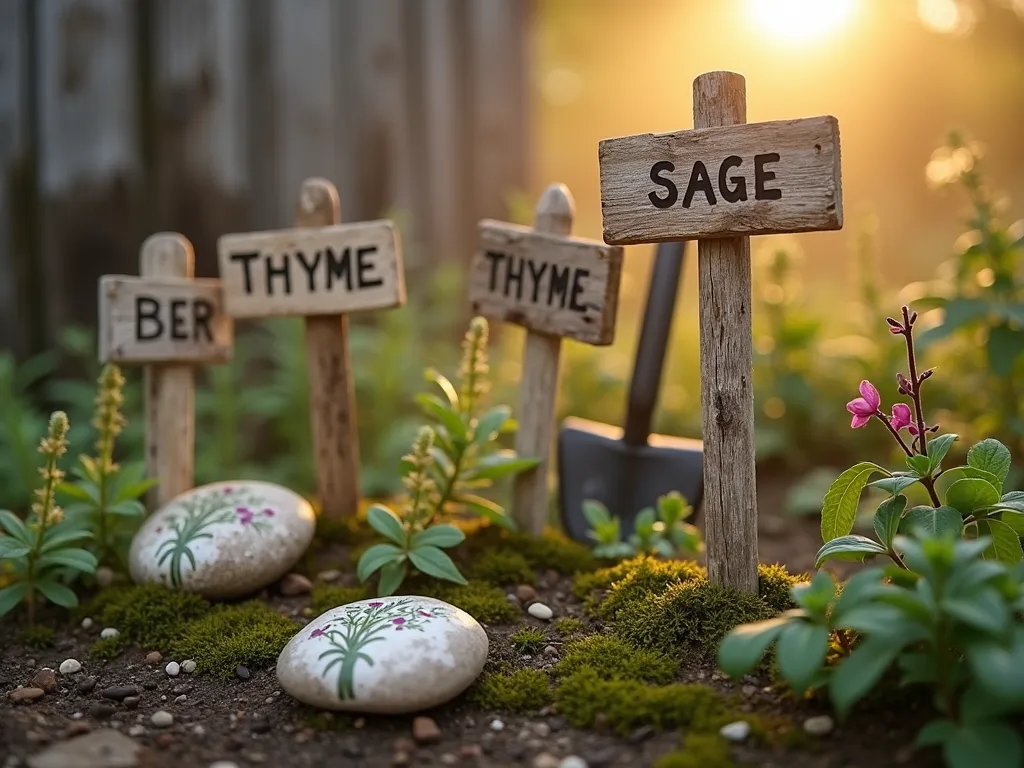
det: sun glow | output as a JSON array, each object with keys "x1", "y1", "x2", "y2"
[{"x1": 749, "y1": 0, "x2": 857, "y2": 43}]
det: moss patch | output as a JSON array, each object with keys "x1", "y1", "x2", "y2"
[
  {"x1": 18, "y1": 625, "x2": 55, "y2": 650},
  {"x1": 309, "y1": 584, "x2": 370, "y2": 616},
  {"x1": 91, "y1": 585, "x2": 211, "y2": 652},
  {"x1": 468, "y1": 549, "x2": 535, "y2": 586},
  {"x1": 553, "y1": 635, "x2": 677, "y2": 685},
  {"x1": 758, "y1": 563, "x2": 804, "y2": 614},
  {"x1": 653, "y1": 734, "x2": 736, "y2": 768},
  {"x1": 90, "y1": 634, "x2": 126, "y2": 662},
  {"x1": 464, "y1": 525, "x2": 598, "y2": 575},
  {"x1": 510, "y1": 626, "x2": 547, "y2": 654},
  {"x1": 553, "y1": 616, "x2": 586, "y2": 638},
  {"x1": 302, "y1": 711, "x2": 355, "y2": 732},
  {"x1": 583, "y1": 556, "x2": 706, "y2": 620},
  {"x1": 472, "y1": 669, "x2": 552, "y2": 712},
  {"x1": 420, "y1": 582, "x2": 519, "y2": 625}
]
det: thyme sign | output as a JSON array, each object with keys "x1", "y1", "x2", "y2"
[{"x1": 597, "y1": 70, "x2": 844, "y2": 592}]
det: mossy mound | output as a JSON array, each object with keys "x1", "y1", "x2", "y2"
[
  {"x1": 90, "y1": 634, "x2": 127, "y2": 662},
  {"x1": 309, "y1": 584, "x2": 370, "y2": 616},
  {"x1": 467, "y1": 549, "x2": 536, "y2": 586},
  {"x1": 510, "y1": 626, "x2": 547, "y2": 654},
  {"x1": 577, "y1": 556, "x2": 706, "y2": 619},
  {"x1": 472, "y1": 668, "x2": 552, "y2": 712},
  {"x1": 91, "y1": 584, "x2": 211, "y2": 651},
  {"x1": 654, "y1": 734, "x2": 737, "y2": 768},
  {"x1": 757, "y1": 563, "x2": 804, "y2": 614},
  {"x1": 553, "y1": 634, "x2": 678, "y2": 685},
  {"x1": 552, "y1": 616, "x2": 586, "y2": 638},
  {"x1": 463, "y1": 525, "x2": 599, "y2": 576},
  {"x1": 18, "y1": 625, "x2": 55, "y2": 650},
  {"x1": 413, "y1": 581, "x2": 519, "y2": 625}
]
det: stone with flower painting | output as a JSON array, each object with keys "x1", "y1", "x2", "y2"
[
  {"x1": 275, "y1": 595, "x2": 488, "y2": 714},
  {"x1": 128, "y1": 480, "x2": 316, "y2": 599}
]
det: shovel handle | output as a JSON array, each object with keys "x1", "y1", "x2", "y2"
[{"x1": 622, "y1": 240, "x2": 687, "y2": 447}]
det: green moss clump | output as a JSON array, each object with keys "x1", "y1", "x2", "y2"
[
  {"x1": 468, "y1": 549, "x2": 536, "y2": 586},
  {"x1": 472, "y1": 669, "x2": 552, "y2": 712},
  {"x1": 90, "y1": 635, "x2": 126, "y2": 662},
  {"x1": 170, "y1": 601, "x2": 298, "y2": 678},
  {"x1": 653, "y1": 734, "x2": 736, "y2": 768},
  {"x1": 592, "y1": 557, "x2": 706, "y2": 620},
  {"x1": 427, "y1": 582, "x2": 519, "y2": 625},
  {"x1": 555, "y1": 668, "x2": 725, "y2": 736},
  {"x1": 553, "y1": 635, "x2": 678, "y2": 685},
  {"x1": 614, "y1": 578, "x2": 776, "y2": 658},
  {"x1": 553, "y1": 616, "x2": 586, "y2": 638},
  {"x1": 510, "y1": 626, "x2": 547, "y2": 654},
  {"x1": 95, "y1": 585, "x2": 211, "y2": 651},
  {"x1": 757, "y1": 563, "x2": 803, "y2": 614},
  {"x1": 303, "y1": 711, "x2": 354, "y2": 731},
  {"x1": 511, "y1": 528, "x2": 598, "y2": 574},
  {"x1": 18, "y1": 625, "x2": 55, "y2": 649},
  {"x1": 310, "y1": 584, "x2": 370, "y2": 616}
]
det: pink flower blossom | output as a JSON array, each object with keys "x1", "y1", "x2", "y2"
[
  {"x1": 369, "y1": 602, "x2": 383, "y2": 608},
  {"x1": 223, "y1": 486, "x2": 234, "y2": 493},
  {"x1": 419, "y1": 611, "x2": 433, "y2": 617},
  {"x1": 392, "y1": 617, "x2": 406, "y2": 625},
  {"x1": 236, "y1": 506, "x2": 254, "y2": 525},
  {"x1": 310, "y1": 627, "x2": 326, "y2": 638},
  {"x1": 889, "y1": 403, "x2": 912, "y2": 431},
  {"x1": 262, "y1": 508, "x2": 275, "y2": 517},
  {"x1": 846, "y1": 380, "x2": 881, "y2": 429}
]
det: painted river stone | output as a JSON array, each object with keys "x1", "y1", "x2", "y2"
[
  {"x1": 129, "y1": 480, "x2": 316, "y2": 599},
  {"x1": 276, "y1": 596, "x2": 488, "y2": 713}
]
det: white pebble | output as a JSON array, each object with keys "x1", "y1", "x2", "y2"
[
  {"x1": 165, "y1": 661, "x2": 180, "y2": 677},
  {"x1": 151, "y1": 710, "x2": 174, "y2": 728},
  {"x1": 96, "y1": 566, "x2": 115, "y2": 587},
  {"x1": 528, "y1": 602, "x2": 553, "y2": 621},
  {"x1": 182, "y1": 660, "x2": 197, "y2": 674},
  {"x1": 560, "y1": 758, "x2": 589, "y2": 768},
  {"x1": 803, "y1": 715, "x2": 834, "y2": 736},
  {"x1": 490, "y1": 718, "x2": 505, "y2": 732},
  {"x1": 209, "y1": 762, "x2": 240, "y2": 768},
  {"x1": 70, "y1": 712, "x2": 83, "y2": 720},
  {"x1": 719, "y1": 720, "x2": 751, "y2": 742},
  {"x1": 128, "y1": 725, "x2": 146, "y2": 737},
  {"x1": 174, "y1": 694, "x2": 187, "y2": 704},
  {"x1": 99, "y1": 628, "x2": 119, "y2": 640},
  {"x1": 58, "y1": 659, "x2": 82, "y2": 675},
  {"x1": 80, "y1": 618, "x2": 94, "y2": 630},
  {"x1": 192, "y1": 725, "x2": 207, "y2": 737}
]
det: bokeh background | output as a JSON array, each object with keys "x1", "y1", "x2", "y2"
[{"x1": 1, "y1": 0, "x2": 1022, "y2": 568}]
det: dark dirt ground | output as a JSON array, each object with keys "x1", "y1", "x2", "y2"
[{"x1": 0, "y1": 473, "x2": 945, "y2": 768}]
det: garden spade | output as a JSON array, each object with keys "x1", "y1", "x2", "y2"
[{"x1": 557, "y1": 240, "x2": 704, "y2": 543}]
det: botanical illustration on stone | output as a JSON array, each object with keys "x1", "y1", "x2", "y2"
[
  {"x1": 155, "y1": 485, "x2": 275, "y2": 587},
  {"x1": 311, "y1": 598, "x2": 450, "y2": 700}
]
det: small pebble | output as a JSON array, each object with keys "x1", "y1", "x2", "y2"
[
  {"x1": 543, "y1": 645, "x2": 558, "y2": 657},
  {"x1": 209, "y1": 763, "x2": 240, "y2": 768},
  {"x1": 123, "y1": 697, "x2": 139, "y2": 710},
  {"x1": 129, "y1": 725, "x2": 147, "y2": 737},
  {"x1": 182, "y1": 660, "x2": 197, "y2": 674},
  {"x1": 440, "y1": 755, "x2": 457, "y2": 766},
  {"x1": 100, "y1": 686, "x2": 138, "y2": 701},
  {"x1": 279, "y1": 572, "x2": 313, "y2": 596},
  {"x1": 317, "y1": 569, "x2": 341, "y2": 582},
  {"x1": 80, "y1": 617, "x2": 94, "y2": 630},
  {"x1": 490, "y1": 718, "x2": 505, "y2": 732},
  {"x1": 142, "y1": 680, "x2": 158, "y2": 690},
  {"x1": 8, "y1": 688, "x2": 45, "y2": 703},
  {"x1": 155, "y1": 733, "x2": 174, "y2": 749},
  {"x1": 741, "y1": 684, "x2": 757, "y2": 696},
  {"x1": 560, "y1": 758, "x2": 588, "y2": 768},
  {"x1": 412, "y1": 716, "x2": 441, "y2": 744},
  {"x1": 151, "y1": 710, "x2": 174, "y2": 728},
  {"x1": 89, "y1": 703, "x2": 116, "y2": 719},
  {"x1": 146, "y1": 651, "x2": 163, "y2": 665},
  {"x1": 459, "y1": 745, "x2": 483, "y2": 760},
  {"x1": 78, "y1": 677, "x2": 97, "y2": 694},
  {"x1": 719, "y1": 721, "x2": 751, "y2": 742},
  {"x1": 803, "y1": 715, "x2": 834, "y2": 736},
  {"x1": 99, "y1": 628, "x2": 119, "y2": 640},
  {"x1": 59, "y1": 659, "x2": 82, "y2": 676},
  {"x1": 31, "y1": 668, "x2": 57, "y2": 694},
  {"x1": 533, "y1": 754, "x2": 559, "y2": 768},
  {"x1": 96, "y1": 566, "x2": 115, "y2": 587},
  {"x1": 516, "y1": 584, "x2": 538, "y2": 603},
  {"x1": 192, "y1": 725, "x2": 207, "y2": 737},
  {"x1": 528, "y1": 602, "x2": 553, "y2": 620},
  {"x1": 235, "y1": 665, "x2": 250, "y2": 680},
  {"x1": 174, "y1": 695, "x2": 187, "y2": 704},
  {"x1": 533, "y1": 722, "x2": 551, "y2": 738},
  {"x1": 63, "y1": 721, "x2": 91, "y2": 738},
  {"x1": 165, "y1": 661, "x2": 180, "y2": 677}
]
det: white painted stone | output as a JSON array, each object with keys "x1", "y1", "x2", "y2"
[
  {"x1": 129, "y1": 480, "x2": 316, "y2": 600},
  {"x1": 276, "y1": 596, "x2": 488, "y2": 714}
]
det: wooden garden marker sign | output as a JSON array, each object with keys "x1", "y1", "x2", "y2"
[
  {"x1": 98, "y1": 233, "x2": 234, "y2": 508},
  {"x1": 469, "y1": 183, "x2": 624, "y2": 535},
  {"x1": 217, "y1": 178, "x2": 406, "y2": 521},
  {"x1": 598, "y1": 71, "x2": 843, "y2": 592}
]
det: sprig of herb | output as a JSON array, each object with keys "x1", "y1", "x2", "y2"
[{"x1": 583, "y1": 491, "x2": 702, "y2": 560}]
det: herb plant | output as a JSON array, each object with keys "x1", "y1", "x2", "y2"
[
  {"x1": 817, "y1": 305, "x2": 1024, "y2": 569},
  {"x1": 719, "y1": 531, "x2": 1024, "y2": 768},
  {"x1": 582, "y1": 491, "x2": 702, "y2": 560},
  {"x1": 0, "y1": 412, "x2": 97, "y2": 622}
]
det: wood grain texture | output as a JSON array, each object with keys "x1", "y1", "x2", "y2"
[
  {"x1": 511, "y1": 184, "x2": 577, "y2": 535},
  {"x1": 216, "y1": 219, "x2": 405, "y2": 319},
  {"x1": 294, "y1": 178, "x2": 360, "y2": 521},
  {"x1": 139, "y1": 233, "x2": 196, "y2": 509},
  {"x1": 469, "y1": 221, "x2": 622, "y2": 345},
  {"x1": 598, "y1": 115, "x2": 842, "y2": 244},
  {"x1": 98, "y1": 276, "x2": 233, "y2": 364},
  {"x1": 694, "y1": 71, "x2": 759, "y2": 594}
]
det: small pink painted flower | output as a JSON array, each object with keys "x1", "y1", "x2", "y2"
[
  {"x1": 310, "y1": 627, "x2": 326, "y2": 638},
  {"x1": 223, "y1": 486, "x2": 234, "y2": 493},
  {"x1": 236, "y1": 506, "x2": 254, "y2": 525},
  {"x1": 369, "y1": 602, "x2": 383, "y2": 608},
  {"x1": 392, "y1": 617, "x2": 406, "y2": 625},
  {"x1": 262, "y1": 508, "x2": 275, "y2": 517},
  {"x1": 419, "y1": 611, "x2": 433, "y2": 617},
  {"x1": 846, "y1": 380, "x2": 881, "y2": 429},
  {"x1": 156, "y1": 526, "x2": 163, "y2": 534},
  {"x1": 889, "y1": 403, "x2": 912, "y2": 431}
]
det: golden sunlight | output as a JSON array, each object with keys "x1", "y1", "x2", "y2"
[{"x1": 748, "y1": 0, "x2": 857, "y2": 43}]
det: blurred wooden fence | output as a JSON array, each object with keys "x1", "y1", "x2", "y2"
[{"x1": 0, "y1": 0, "x2": 531, "y2": 359}]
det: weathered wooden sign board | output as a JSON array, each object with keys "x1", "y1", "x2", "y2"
[
  {"x1": 98, "y1": 233, "x2": 234, "y2": 508},
  {"x1": 217, "y1": 178, "x2": 407, "y2": 521},
  {"x1": 469, "y1": 184, "x2": 623, "y2": 534},
  {"x1": 597, "y1": 70, "x2": 844, "y2": 593}
]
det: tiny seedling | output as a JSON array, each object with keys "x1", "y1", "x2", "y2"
[{"x1": 582, "y1": 491, "x2": 702, "y2": 560}]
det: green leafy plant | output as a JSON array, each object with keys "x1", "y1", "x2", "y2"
[
  {"x1": 719, "y1": 531, "x2": 1024, "y2": 768},
  {"x1": 582, "y1": 491, "x2": 702, "y2": 560},
  {"x1": 57, "y1": 364, "x2": 156, "y2": 569},
  {"x1": 0, "y1": 412, "x2": 97, "y2": 622},
  {"x1": 817, "y1": 305, "x2": 1024, "y2": 568}
]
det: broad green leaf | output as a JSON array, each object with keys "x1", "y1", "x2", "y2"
[
  {"x1": 0, "y1": 537, "x2": 30, "y2": 559},
  {"x1": 942, "y1": 587, "x2": 1010, "y2": 634},
  {"x1": 716, "y1": 616, "x2": 793, "y2": 677},
  {"x1": 410, "y1": 524, "x2": 465, "y2": 549},
  {"x1": 1000, "y1": 510, "x2": 1024, "y2": 536},
  {"x1": 114, "y1": 478, "x2": 158, "y2": 502},
  {"x1": 876, "y1": 589, "x2": 935, "y2": 624},
  {"x1": 959, "y1": 681, "x2": 1020, "y2": 723},
  {"x1": 408, "y1": 545, "x2": 468, "y2": 585},
  {"x1": 0, "y1": 581, "x2": 30, "y2": 617},
  {"x1": 634, "y1": 507, "x2": 656, "y2": 535},
  {"x1": 979, "y1": 518, "x2": 1023, "y2": 564},
  {"x1": 945, "y1": 478, "x2": 1001, "y2": 516},
  {"x1": 944, "y1": 723, "x2": 1023, "y2": 768},
  {"x1": 366, "y1": 505, "x2": 408, "y2": 546},
  {"x1": 775, "y1": 622, "x2": 830, "y2": 692},
  {"x1": 830, "y1": 637, "x2": 904, "y2": 716},
  {"x1": 899, "y1": 652, "x2": 939, "y2": 686},
  {"x1": 34, "y1": 579, "x2": 78, "y2": 608},
  {"x1": 107, "y1": 500, "x2": 146, "y2": 517},
  {"x1": 915, "y1": 719, "x2": 956, "y2": 747},
  {"x1": 906, "y1": 455, "x2": 932, "y2": 477},
  {"x1": 830, "y1": 567, "x2": 887, "y2": 622},
  {"x1": 966, "y1": 635, "x2": 1024, "y2": 706},
  {"x1": 425, "y1": 367, "x2": 459, "y2": 410},
  {"x1": 900, "y1": 505, "x2": 963, "y2": 538},
  {"x1": 814, "y1": 535, "x2": 889, "y2": 568},
  {"x1": 473, "y1": 406, "x2": 512, "y2": 446},
  {"x1": 873, "y1": 495, "x2": 907, "y2": 549},
  {"x1": 968, "y1": 439, "x2": 1012, "y2": 486},
  {"x1": 56, "y1": 481, "x2": 98, "y2": 503},
  {"x1": 37, "y1": 547, "x2": 98, "y2": 574},
  {"x1": 582, "y1": 500, "x2": 612, "y2": 529},
  {"x1": 925, "y1": 434, "x2": 959, "y2": 474},
  {"x1": 457, "y1": 494, "x2": 515, "y2": 530},
  {"x1": 40, "y1": 525, "x2": 92, "y2": 553},
  {"x1": 868, "y1": 475, "x2": 919, "y2": 496},
  {"x1": 937, "y1": 466, "x2": 1003, "y2": 497},
  {"x1": 0, "y1": 510, "x2": 32, "y2": 545},
  {"x1": 792, "y1": 571, "x2": 836, "y2": 615},
  {"x1": 357, "y1": 543, "x2": 405, "y2": 582},
  {"x1": 821, "y1": 463, "x2": 888, "y2": 542},
  {"x1": 468, "y1": 451, "x2": 540, "y2": 481},
  {"x1": 987, "y1": 323, "x2": 1024, "y2": 377},
  {"x1": 377, "y1": 560, "x2": 408, "y2": 597},
  {"x1": 414, "y1": 394, "x2": 467, "y2": 443},
  {"x1": 837, "y1": 603, "x2": 928, "y2": 641}
]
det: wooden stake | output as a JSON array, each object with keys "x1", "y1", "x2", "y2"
[
  {"x1": 692, "y1": 71, "x2": 758, "y2": 593},
  {"x1": 294, "y1": 178, "x2": 360, "y2": 521},
  {"x1": 140, "y1": 233, "x2": 197, "y2": 508}
]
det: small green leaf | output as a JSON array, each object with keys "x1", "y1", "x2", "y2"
[
  {"x1": 873, "y1": 495, "x2": 907, "y2": 549},
  {"x1": 377, "y1": 560, "x2": 408, "y2": 597},
  {"x1": 106, "y1": 500, "x2": 146, "y2": 517},
  {"x1": 716, "y1": 616, "x2": 793, "y2": 677},
  {"x1": 937, "y1": 466, "x2": 1003, "y2": 497},
  {"x1": 942, "y1": 588, "x2": 1010, "y2": 634},
  {"x1": 473, "y1": 406, "x2": 512, "y2": 446},
  {"x1": 408, "y1": 545, "x2": 468, "y2": 585},
  {"x1": 868, "y1": 475, "x2": 920, "y2": 496},
  {"x1": 34, "y1": 579, "x2": 78, "y2": 608},
  {"x1": 980, "y1": 518, "x2": 1023, "y2": 564},
  {"x1": 457, "y1": 494, "x2": 515, "y2": 530},
  {"x1": 830, "y1": 567, "x2": 887, "y2": 622},
  {"x1": 366, "y1": 505, "x2": 407, "y2": 546},
  {"x1": 468, "y1": 451, "x2": 540, "y2": 481},
  {"x1": 966, "y1": 634, "x2": 1024, "y2": 706},
  {"x1": 900, "y1": 505, "x2": 963, "y2": 538},
  {"x1": 792, "y1": 571, "x2": 837, "y2": 615},
  {"x1": 1000, "y1": 510, "x2": 1024, "y2": 536},
  {"x1": 775, "y1": 622, "x2": 830, "y2": 692},
  {"x1": 944, "y1": 723, "x2": 1023, "y2": 768},
  {"x1": 925, "y1": 434, "x2": 959, "y2": 473},
  {"x1": 0, "y1": 537, "x2": 31, "y2": 559},
  {"x1": 906, "y1": 454, "x2": 932, "y2": 477},
  {"x1": 830, "y1": 636, "x2": 903, "y2": 716},
  {"x1": 357, "y1": 543, "x2": 405, "y2": 582},
  {"x1": 56, "y1": 482, "x2": 98, "y2": 503},
  {"x1": 915, "y1": 720, "x2": 956, "y2": 748},
  {"x1": 410, "y1": 524, "x2": 465, "y2": 549},
  {"x1": 821, "y1": 462, "x2": 889, "y2": 542},
  {"x1": 814, "y1": 535, "x2": 889, "y2": 568},
  {"x1": 968, "y1": 439, "x2": 1012, "y2": 486},
  {"x1": 0, "y1": 581, "x2": 30, "y2": 617},
  {"x1": 37, "y1": 548, "x2": 98, "y2": 574},
  {"x1": 945, "y1": 478, "x2": 1001, "y2": 516},
  {"x1": 0, "y1": 510, "x2": 32, "y2": 545},
  {"x1": 425, "y1": 367, "x2": 459, "y2": 409},
  {"x1": 114, "y1": 478, "x2": 158, "y2": 502},
  {"x1": 582, "y1": 500, "x2": 612, "y2": 529},
  {"x1": 415, "y1": 394, "x2": 468, "y2": 442},
  {"x1": 40, "y1": 525, "x2": 92, "y2": 553}
]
